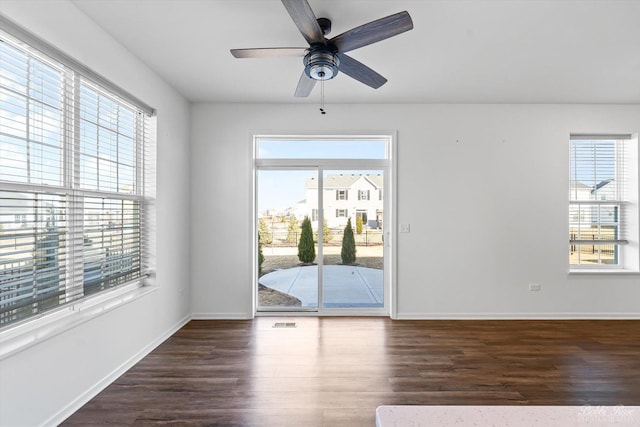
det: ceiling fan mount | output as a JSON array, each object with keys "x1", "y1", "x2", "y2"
[
  {"x1": 230, "y1": 0, "x2": 414, "y2": 97},
  {"x1": 316, "y1": 17, "x2": 332, "y2": 36}
]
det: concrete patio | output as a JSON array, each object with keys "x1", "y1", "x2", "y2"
[{"x1": 258, "y1": 265, "x2": 383, "y2": 308}]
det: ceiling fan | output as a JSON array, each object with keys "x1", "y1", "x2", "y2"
[{"x1": 230, "y1": 0, "x2": 414, "y2": 97}]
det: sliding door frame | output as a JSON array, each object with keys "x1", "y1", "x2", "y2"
[{"x1": 251, "y1": 134, "x2": 397, "y2": 317}]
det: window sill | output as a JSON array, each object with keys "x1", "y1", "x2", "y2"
[
  {"x1": 569, "y1": 269, "x2": 640, "y2": 275},
  {"x1": 0, "y1": 282, "x2": 157, "y2": 361}
]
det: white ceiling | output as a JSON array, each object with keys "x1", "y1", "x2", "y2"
[{"x1": 71, "y1": 0, "x2": 640, "y2": 104}]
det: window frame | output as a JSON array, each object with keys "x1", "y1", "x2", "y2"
[
  {"x1": 569, "y1": 134, "x2": 639, "y2": 273},
  {"x1": 253, "y1": 133, "x2": 396, "y2": 317},
  {"x1": 0, "y1": 21, "x2": 156, "y2": 337}
]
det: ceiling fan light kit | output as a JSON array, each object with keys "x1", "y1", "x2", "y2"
[
  {"x1": 230, "y1": 0, "x2": 413, "y2": 98},
  {"x1": 304, "y1": 47, "x2": 339, "y2": 81}
]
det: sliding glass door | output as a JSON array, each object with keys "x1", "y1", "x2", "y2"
[
  {"x1": 254, "y1": 136, "x2": 392, "y2": 315},
  {"x1": 257, "y1": 169, "x2": 318, "y2": 311},
  {"x1": 321, "y1": 170, "x2": 384, "y2": 309}
]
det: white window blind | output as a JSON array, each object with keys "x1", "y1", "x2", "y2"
[
  {"x1": 0, "y1": 27, "x2": 156, "y2": 327},
  {"x1": 0, "y1": 38, "x2": 65, "y2": 186},
  {"x1": 569, "y1": 135, "x2": 631, "y2": 267}
]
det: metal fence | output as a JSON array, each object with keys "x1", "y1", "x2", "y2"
[
  {"x1": 569, "y1": 233, "x2": 616, "y2": 256},
  {"x1": 260, "y1": 228, "x2": 383, "y2": 247}
]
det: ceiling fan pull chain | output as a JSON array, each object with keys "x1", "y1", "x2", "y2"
[{"x1": 319, "y1": 79, "x2": 324, "y2": 114}]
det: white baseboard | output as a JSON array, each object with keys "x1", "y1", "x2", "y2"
[
  {"x1": 395, "y1": 312, "x2": 640, "y2": 320},
  {"x1": 191, "y1": 312, "x2": 253, "y2": 320},
  {"x1": 44, "y1": 313, "x2": 192, "y2": 427}
]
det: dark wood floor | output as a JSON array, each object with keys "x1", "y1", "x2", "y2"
[{"x1": 63, "y1": 318, "x2": 640, "y2": 426}]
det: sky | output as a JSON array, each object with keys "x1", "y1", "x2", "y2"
[
  {"x1": 258, "y1": 169, "x2": 316, "y2": 212},
  {"x1": 570, "y1": 140, "x2": 616, "y2": 186},
  {"x1": 257, "y1": 138, "x2": 386, "y2": 160}
]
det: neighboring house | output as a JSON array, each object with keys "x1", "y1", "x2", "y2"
[
  {"x1": 570, "y1": 179, "x2": 619, "y2": 227},
  {"x1": 0, "y1": 193, "x2": 36, "y2": 233},
  {"x1": 591, "y1": 178, "x2": 616, "y2": 201},
  {"x1": 291, "y1": 199, "x2": 308, "y2": 220},
  {"x1": 591, "y1": 179, "x2": 619, "y2": 226},
  {"x1": 304, "y1": 174, "x2": 383, "y2": 229},
  {"x1": 570, "y1": 180, "x2": 592, "y2": 201}
]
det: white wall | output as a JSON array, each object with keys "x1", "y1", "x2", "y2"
[
  {"x1": 0, "y1": 2, "x2": 191, "y2": 425},
  {"x1": 190, "y1": 103, "x2": 640, "y2": 319},
  {"x1": 1, "y1": 2, "x2": 638, "y2": 423}
]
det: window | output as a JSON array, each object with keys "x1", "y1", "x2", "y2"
[
  {"x1": 311, "y1": 208, "x2": 318, "y2": 221},
  {"x1": 569, "y1": 135, "x2": 638, "y2": 270},
  {"x1": 336, "y1": 209, "x2": 348, "y2": 217},
  {"x1": 13, "y1": 214, "x2": 26, "y2": 226},
  {"x1": 358, "y1": 190, "x2": 370, "y2": 200},
  {"x1": 0, "y1": 27, "x2": 155, "y2": 327},
  {"x1": 336, "y1": 189, "x2": 347, "y2": 200},
  {"x1": 257, "y1": 138, "x2": 387, "y2": 159}
]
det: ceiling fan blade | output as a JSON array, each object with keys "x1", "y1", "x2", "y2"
[
  {"x1": 281, "y1": 0, "x2": 326, "y2": 45},
  {"x1": 337, "y1": 53, "x2": 387, "y2": 89},
  {"x1": 330, "y1": 11, "x2": 413, "y2": 53},
  {"x1": 294, "y1": 71, "x2": 316, "y2": 97},
  {"x1": 230, "y1": 48, "x2": 307, "y2": 58}
]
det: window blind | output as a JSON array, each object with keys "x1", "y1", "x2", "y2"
[
  {"x1": 0, "y1": 191, "x2": 70, "y2": 318},
  {"x1": 0, "y1": 25, "x2": 156, "y2": 327},
  {"x1": 0, "y1": 14, "x2": 154, "y2": 116},
  {"x1": 569, "y1": 136, "x2": 629, "y2": 267},
  {"x1": 0, "y1": 37, "x2": 66, "y2": 186}
]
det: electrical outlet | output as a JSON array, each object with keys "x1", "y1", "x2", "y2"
[
  {"x1": 528, "y1": 283, "x2": 541, "y2": 292},
  {"x1": 399, "y1": 223, "x2": 411, "y2": 233}
]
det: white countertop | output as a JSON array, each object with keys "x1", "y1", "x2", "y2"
[{"x1": 376, "y1": 405, "x2": 640, "y2": 427}]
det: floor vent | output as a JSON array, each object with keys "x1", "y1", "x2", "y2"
[{"x1": 273, "y1": 322, "x2": 297, "y2": 328}]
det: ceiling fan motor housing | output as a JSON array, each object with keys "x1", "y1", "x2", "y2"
[{"x1": 304, "y1": 46, "x2": 339, "y2": 81}]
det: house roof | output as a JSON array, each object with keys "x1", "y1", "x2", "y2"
[
  {"x1": 570, "y1": 180, "x2": 591, "y2": 191},
  {"x1": 592, "y1": 179, "x2": 614, "y2": 193},
  {"x1": 569, "y1": 179, "x2": 616, "y2": 194},
  {"x1": 306, "y1": 174, "x2": 383, "y2": 190}
]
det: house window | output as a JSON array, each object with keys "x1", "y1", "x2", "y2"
[
  {"x1": 336, "y1": 189, "x2": 347, "y2": 200},
  {"x1": 13, "y1": 214, "x2": 27, "y2": 227},
  {"x1": 336, "y1": 209, "x2": 348, "y2": 217},
  {"x1": 0, "y1": 28, "x2": 156, "y2": 326},
  {"x1": 569, "y1": 135, "x2": 638, "y2": 270},
  {"x1": 312, "y1": 209, "x2": 318, "y2": 221},
  {"x1": 358, "y1": 190, "x2": 370, "y2": 200}
]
